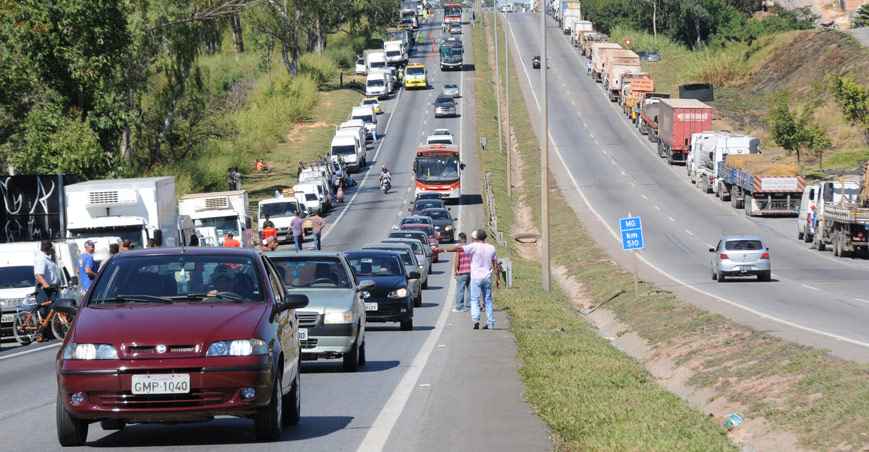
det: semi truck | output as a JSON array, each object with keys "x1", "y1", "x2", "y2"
[
  {"x1": 656, "y1": 98, "x2": 714, "y2": 165},
  {"x1": 590, "y1": 43, "x2": 621, "y2": 82},
  {"x1": 439, "y1": 37, "x2": 464, "y2": 70},
  {"x1": 178, "y1": 190, "x2": 250, "y2": 247},
  {"x1": 620, "y1": 74, "x2": 654, "y2": 122},
  {"x1": 580, "y1": 32, "x2": 608, "y2": 57},
  {"x1": 601, "y1": 49, "x2": 639, "y2": 87},
  {"x1": 693, "y1": 132, "x2": 760, "y2": 194},
  {"x1": 571, "y1": 20, "x2": 593, "y2": 47},
  {"x1": 808, "y1": 166, "x2": 869, "y2": 256},
  {"x1": 637, "y1": 94, "x2": 669, "y2": 141},
  {"x1": 64, "y1": 177, "x2": 187, "y2": 249},
  {"x1": 719, "y1": 155, "x2": 805, "y2": 217},
  {"x1": 605, "y1": 57, "x2": 641, "y2": 102}
]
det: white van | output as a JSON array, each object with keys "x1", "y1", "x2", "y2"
[
  {"x1": 294, "y1": 183, "x2": 324, "y2": 214},
  {"x1": 330, "y1": 132, "x2": 366, "y2": 172},
  {"x1": 366, "y1": 71, "x2": 389, "y2": 98},
  {"x1": 338, "y1": 119, "x2": 368, "y2": 145},
  {"x1": 366, "y1": 50, "x2": 387, "y2": 73},
  {"x1": 257, "y1": 197, "x2": 308, "y2": 244},
  {"x1": 351, "y1": 106, "x2": 378, "y2": 141}
]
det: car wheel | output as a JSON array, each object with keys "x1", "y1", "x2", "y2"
[
  {"x1": 343, "y1": 338, "x2": 361, "y2": 372},
  {"x1": 57, "y1": 391, "x2": 89, "y2": 447},
  {"x1": 358, "y1": 340, "x2": 367, "y2": 366},
  {"x1": 282, "y1": 360, "x2": 301, "y2": 427},
  {"x1": 758, "y1": 271, "x2": 771, "y2": 282},
  {"x1": 400, "y1": 318, "x2": 413, "y2": 331},
  {"x1": 422, "y1": 279, "x2": 429, "y2": 290},
  {"x1": 717, "y1": 273, "x2": 726, "y2": 283},
  {"x1": 414, "y1": 292, "x2": 422, "y2": 307},
  {"x1": 254, "y1": 371, "x2": 283, "y2": 441}
]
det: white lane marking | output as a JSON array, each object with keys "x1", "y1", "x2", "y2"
[
  {"x1": 640, "y1": 194, "x2": 648, "y2": 200},
  {"x1": 802, "y1": 284, "x2": 821, "y2": 292},
  {"x1": 686, "y1": 230, "x2": 695, "y2": 237},
  {"x1": 655, "y1": 205, "x2": 662, "y2": 211},
  {"x1": 0, "y1": 342, "x2": 61, "y2": 361},
  {"x1": 321, "y1": 88, "x2": 405, "y2": 242},
  {"x1": 356, "y1": 22, "x2": 468, "y2": 452},
  {"x1": 855, "y1": 298, "x2": 869, "y2": 304},
  {"x1": 668, "y1": 216, "x2": 675, "y2": 222},
  {"x1": 507, "y1": 19, "x2": 869, "y2": 350}
]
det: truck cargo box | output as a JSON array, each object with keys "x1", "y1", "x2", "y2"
[{"x1": 656, "y1": 99, "x2": 714, "y2": 164}]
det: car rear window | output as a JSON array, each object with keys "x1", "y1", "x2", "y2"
[
  {"x1": 724, "y1": 240, "x2": 763, "y2": 251},
  {"x1": 90, "y1": 254, "x2": 263, "y2": 304},
  {"x1": 347, "y1": 254, "x2": 403, "y2": 276},
  {"x1": 270, "y1": 257, "x2": 352, "y2": 288}
]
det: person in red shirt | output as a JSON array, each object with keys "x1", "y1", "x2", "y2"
[
  {"x1": 223, "y1": 232, "x2": 241, "y2": 247},
  {"x1": 453, "y1": 232, "x2": 471, "y2": 312}
]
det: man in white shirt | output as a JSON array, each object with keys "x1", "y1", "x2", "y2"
[
  {"x1": 446, "y1": 229, "x2": 501, "y2": 330},
  {"x1": 34, "y1": 240, "x2": 61, "y2": 341}
]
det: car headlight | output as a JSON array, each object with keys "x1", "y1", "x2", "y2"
[
  {"x1": 207, "y1": 339, "x2": 268, "y2": 357},
  {"x1": 388, "y1": 288, "x2": 408, "y2": 299},
  {"x1": 444, "y1": 225, "x2": 453, "y2": 231},
  {"x1": 63, "y1": 343, "x2": 118, "y2": 360},
  {"x1": 324, "y1": 311, "x2": 353, "y2": 324}
]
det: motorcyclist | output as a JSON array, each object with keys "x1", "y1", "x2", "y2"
[{"x1": 380, "y1": 166, "x2": 392, "y2": 193}]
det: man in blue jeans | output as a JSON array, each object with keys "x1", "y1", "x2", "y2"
[
  {"x1": 453, "y1": 233, "x2": 471, "y2": 312},
  {"x1": 290, "y1": 210, "x2": 304, "y2": 251},
  {"x1": 446, "y1": 229, "x2": 501, "y2": 329}
]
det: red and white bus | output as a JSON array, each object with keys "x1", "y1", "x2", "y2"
[
  {"x1": 413, "y1": 145, "x2": 463, "y2": 201},
  {"x1": 443, "y1": 3, "x2": 463, "y2": 24}
]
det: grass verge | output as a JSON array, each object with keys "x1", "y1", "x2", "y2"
[
  {"x1": 483, "y1": 14, "x2": 869, "y2": 452},
  {"x1": 474, "y1": 14, "x2": 735, "y2": 451}
]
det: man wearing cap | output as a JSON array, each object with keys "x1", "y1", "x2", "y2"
[
  {"x1": 79, "y1": 240, "x2": 98, "y2": 294},
  {"x1": 445, "y1": 229, "x2": 500, "y2": 330}
]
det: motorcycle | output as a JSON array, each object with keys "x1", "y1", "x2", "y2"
[
  {"x1": 12, "y1": 294, "x2": 77, "y2": 345},
  {"x1": 380, "y1": 176, "x2": 391, "y2": 194}
]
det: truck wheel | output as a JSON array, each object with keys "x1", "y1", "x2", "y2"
[{"x1": 744, "y1": 196, "x2": 753, "y2": 216}]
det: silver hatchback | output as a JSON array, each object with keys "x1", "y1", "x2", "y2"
[{"x1": 709, "y1": 235, "x2": 771, "y2": 282}]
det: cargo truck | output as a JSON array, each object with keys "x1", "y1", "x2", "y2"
[
  {"x1": 620, "y1": 74, "x2": 654, "y2": 122},
  {"x1": 384, "y1": 40, "x2": 407, "y2": 66},
  {"x1": 65, "y1": 177, "x2": 185, "y2": 249},
  {"x1": 797, "y1": 178, "x2": 860, "y2": 244},
  {"x1": 178, "y1": 190, "x2": 251, "y2": 247},
  {"x1": 562, "y1": 2, "x2": 582, "y2": 34},
  {"x1": 694, "y1": 133, "x2": 760, "y2": 194},
  {"x1": 590, "y1": 43, "x2": 621, "y2": 81},
  {"x1": 0, "y1": 174, "x2": 78, "y2": 244},
  {"x1": 439, "y1": 37, "x2": 464, "y2": 70},
  {"x1": 637, "y1": 94, "x2": 669, "y2": 141},
  {"x1": 656, "y1": 98, "x2": 714, "y2": 165},
  {"x1": 719, "y1": 155, "x2": 805, "y2": 217},
  {"x1": 601, "y1": 49, "x2": 639, "y2": 87},
  {"x1": 606, "y1": 61, "x2": 641, "y2": 102},
  {"x1": 580, "y1": 32, "x2": 608, "y2": 57},
  {"x1": 808, "y1": 166, "x2": 869, "y2": 256},
  {"x1": 571, "y1": 20, "x2": 593, "y2": 47}
]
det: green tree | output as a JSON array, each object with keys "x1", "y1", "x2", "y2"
[
  {"x1": 768, "y1": 96, "x2": 804, "y2": 165},
  {"x1": 831, "y1": 76, "x2": 869, "y2": 144},
  {"x1": 854, "y1": 4, "x2": 869, "y2": 28},
  {"x1": 245, "y1": 0, "x2": 304, "y2": 76}
]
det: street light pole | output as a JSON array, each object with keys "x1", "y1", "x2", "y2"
[
  {"x1": 494, "y1": 10, "x2": 503, "y2": 168},
  {"x1": 505, "y1": 13, "x2": 511, "y2": 199},
  {"x1": 540, "y1": 2, "x2": 551, "y2": 292}
]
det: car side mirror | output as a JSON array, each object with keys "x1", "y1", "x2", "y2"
[
  {"x1": 408, "y1": 270, "x2": 421, "y2": 279},
  {"x1": 358, "y1": 280, "x2": 376, "y2": 292},
  {"x1": 708, "y1": 248, "x2": 715, "y2": 253},
  {"x1": 283, "y1": 294, "x2": 309, "y2": 311}
]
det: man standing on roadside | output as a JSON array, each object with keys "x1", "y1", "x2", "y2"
[
  {"x1": 78, "y1": 240, "x2": 98, "y2": 295},
  {"x1": 453, "y1": 232, "x2": 471, "y2": 312},
  {"x1": 290, "y1": 210, "x2": 305, "y2": 251},
  {"x1": 309, "y1": 212, "x2": 325, "y2": 251},
  {"x1": 445, "y1": 229, "x2": 501, "y2": 329}
]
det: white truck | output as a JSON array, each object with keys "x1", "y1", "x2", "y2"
[
  {"x1": 351, "y1": 106, "x2": 378, "y2": 141},
  {"x1": 694, "y1": 133, "x2": 760, "y2": 194},
  {"x1": 797, "y1": 177, "x2": 861, "y2": 244},
  {"x1": 365, "y1": 71, "x2": 389, "y2": 98},
  {"x1": 293, "y1": 183, "x2": 324, "y2": 215},
  {"x1": 562, "y1": 2, "x2": 582, "y2": 34},
  {"x1": 330, "y1": 131, "x2": 366, "y2": 173},
  {"x1": 65, "y1": 177, "x2": 185, "y2": 249},
  {"x1": 257, "y1": 196, "x2": 310, "y2": 244},
  {"x1": 178, "y1": 190, "x2": 251, "y2": 247},
  {"x1": 365, "y1": 50, "x2": 388, "y2": 73},
  {"x1": 384, "y1": 40, "x2": 408, "y2": 66},
  {"x1": 687, "y1": 131, "x2": 718, "y2": 185},
  {"x1": 571, "y1": 20, "x2": 593, "y2": 46}
]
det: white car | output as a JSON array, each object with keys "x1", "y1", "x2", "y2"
[
  {"x1": 355, "y1": 57, "x2": 367, "y2": 75},
  {"x1": 426, "y1": 129, "x2": 454, "y2": 145}
]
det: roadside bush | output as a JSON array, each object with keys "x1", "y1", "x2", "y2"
[
  {"x1": 300, "y1": 53, "x2": 338, "y2": 88},
  {"x1": 831, "y1": 76, "x2": 869, "y2": 143}
]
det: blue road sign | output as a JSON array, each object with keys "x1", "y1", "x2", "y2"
[{"x1": 619, "y1": 216, "x2": 645, "y2": 251}]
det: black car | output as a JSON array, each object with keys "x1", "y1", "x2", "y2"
[
  {"x1": 532, "y1": 56, "x2": 541, "y2": 69},
  {"x1": 416, "y1": 192, "x2": 443, "y2": 201},
  {"x1": 419, "y1": 208, "x2": 456, "y2": 242},
  {"x1": 410, "y1": 198, "x2": 446, "y2": 214},
  {"x1": 344, "y1": 250, "x2": 416, "y2": 331}
]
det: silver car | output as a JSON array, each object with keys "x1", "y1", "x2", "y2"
[
  {"x1": 709, "y1": 235, "x2": 771, "y2": 282},
  {"x1": 383, "y1": 238, "x2": 432, "y2": 287},
  {"x1": 434, "y1": 96, "x2": 457, "y2": 118},
  {"x1": 267, "y1": 251, "x2": 374, "y2": 371},
  {"x1": 442, "y1": 84, "x2": 460, "y2": 98}
]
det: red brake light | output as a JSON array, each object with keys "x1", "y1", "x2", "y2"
[
  {"x1": 761, "y1": 252, "x2": 769, "y2": 260},
  {"x1": 719, "y1": 253, "x2": 729, "y2": 260}
]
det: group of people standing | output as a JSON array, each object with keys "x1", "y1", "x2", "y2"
[{"x1": 447, "y1": 229, "x2": 501, "y2": 330}]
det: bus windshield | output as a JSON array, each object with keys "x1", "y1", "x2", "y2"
[{"x1": 415, "y1": 155, "x2": 460, "y2": 183}]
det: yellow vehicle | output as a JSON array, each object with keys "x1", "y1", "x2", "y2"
[
  {"x1": 404, "y1": 63, "x2": 427, "y2": 89},
  {"x1": 361, "y1": 97, "x2": 382, "y2": 114}
]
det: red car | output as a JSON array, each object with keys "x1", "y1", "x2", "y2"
[
  {"x1": 400, "y1": 223, "x2": 441, "y2": 262},
  {"x1": 55, "y1": 248, "x2": 308, "y2": 446}
]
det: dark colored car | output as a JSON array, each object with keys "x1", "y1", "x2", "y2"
[
  {"x1": 637, "y1": 50, "x2": 661, "y2": 62},
  {"x1": 400, "y1": 223, "x2": 441, "y2": 262},
  {"x1": 399, "y1": 215, "x2": 434, "y2": 228},
  {"x1": 416, "y1": 192, "x2": 443, "y2": 201},
  {"x1": 409, "y1": 198, "x2": 446, "y2": 214},
  {"x1": 345, "y1": 250, "x2": 416, "y2": 331},
  {"x1": 419, "y1": 208, "x2": 456, "y2": 242},
  {"x1": 55, "y1": 248, "x2": 308, "y2": 446},
  {"x1": 388, "y1": 230, "x2": 434, "y2": 266},
  {"x1": 362, "y1": 243, "x2": 425, "y2": 304},
  {"x1": 532, "y1": 56, "x2": 541, "y2": 69}
]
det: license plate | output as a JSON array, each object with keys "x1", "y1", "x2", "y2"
[
  {"x1": 298, "y1": 328, "x2": 308, "y2": 341},
  {"x1": 365, "y1": 303, "x2": 378, "y2": 311},
  {"x1": 740, "y1": 266, "x2": 751, "y2": 273},
  {"x1": 1, "y1": 313, "x2": 13, "y2": 323},
  {"x1": 132, "y1": 374, "x2": 190, "y2": 395}
]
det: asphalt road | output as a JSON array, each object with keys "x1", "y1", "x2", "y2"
[
  {"x1": 0, "y1": 15, "x2": 550, "y2": 452},
  {"x1": 504, "y1": 12, "x2": 869, "y2": 361}
]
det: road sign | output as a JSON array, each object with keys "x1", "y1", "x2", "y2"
[{"x1": 619, "y1": 216, "x2": 645, "y2": 251}]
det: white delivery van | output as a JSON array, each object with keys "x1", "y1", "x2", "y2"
[
  {"x1": 338, "y1": 119, "x2": 368, "y2": 146},
  {"x1": 384, "y1": 40, "x2": 408, "y2": 66},
  {"x1": 365, "y1": 71, "x2": 389, "y2": 98},
  {"x1": 351, "y1": 106, "x2": 378, "y2": 141},
  {"x1": 330, "y1": 133, "x2": 366, "y2": 173},
  {"x1": 293, "y1": 183, "x2": 324, "y2": 214},
  {"x1": 366, "y1": 50, "x2": 387, "y2": 73}
]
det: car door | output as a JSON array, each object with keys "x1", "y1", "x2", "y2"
[
  {"x1": 263, "y1": 257, "x2": 298, "y2": 388},
  {"x1": 343, "y1": 257, "x2": 366, "y2": 336},
  {"x1": 712, "y1": 241, "x2": 722, "y2": 270}
]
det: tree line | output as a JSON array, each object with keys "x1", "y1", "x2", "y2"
[{"x1": 0, "y1": 0, "x2": 399, "y2": 178}]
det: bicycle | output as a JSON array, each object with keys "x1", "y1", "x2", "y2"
[{"x1": 12, "y1": 291, "x2": 76, "y2": 345}]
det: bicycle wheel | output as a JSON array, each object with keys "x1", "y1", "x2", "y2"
[
  {"x1": 13, "y1": 313, "x2": 35, "y2": 345},
  {"x1": 51, "y1": 311, "x2": 74, "y2": 341}
]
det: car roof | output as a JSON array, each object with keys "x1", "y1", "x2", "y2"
[
  {"x1": 112, "y1": 247, "x2": 260, "y2": 259},
  {"x1": 390, "y1": 230, "x2": 428, "y2": 237},
  {"x1": 420, "y1": 207, "x2": 450, "y2": 215},
  {"x1": 364, "y1": 242, "x2": 413, "y2": 251},
  {"x1": 435, "y1": 95, "x2": 453, "y2": 102},
  {"x1": 344, "y1": 249, "x2": 403, "y2": 260},
  {"x1": 720, "y1": 235, "x2": 764, "y2": 242},
  {"x1": 266, "y1": 250, "x2": 344, "y2": 259}
]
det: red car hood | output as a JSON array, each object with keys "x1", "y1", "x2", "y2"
[{"x1": 72, "y1": 303, "x2": 268, "y2": 349}]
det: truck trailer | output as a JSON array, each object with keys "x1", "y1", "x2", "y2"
[
  {"x1": 719, "y1": 155, "x2": 805, "y2": 217},
  {"x1": 590, "y1": 43, "x2": 622, "y2": 81},
  {"x1": 656, "y1": 98, "x2": 714, "y2": 165}
]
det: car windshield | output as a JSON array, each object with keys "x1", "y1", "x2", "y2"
[
  {"x1": 414, "y1": 155, "x2": 460, "y2": 182},
  {"x1": 304, "y1": 193, "x2": 317, "y2": 201},
  {"x1": 401, "y1": 217, "x2": 432, "y2": 226},
  {"x1": 353, "y1": 114, "x2": 374, "y2": 123},
  {"x1": 725, "y1": 240, "x2": 764, "y2": 251},
  {"x1": 422, "y1": 209, "x2": 450, "y2": 220},
  {"x1": 435, "y1": 97, "x2": 453, "y2": 106},
  {"x1": 89, "y1": 254, "x2": 263, "y2": 304},
  {"x1": 193, "y1": 216, "x2": 239, "y2": 239},
  {"x1": 270, "y1": 257, "x2": 352, "y2": 288},
  {"x1": 69, "y1": 226, "x2": 144, "y2": 250},
  {"x1": 370, "y1": 61, "x2": 386, "y2": 69},
  {"x1": 260, "y1": 201, "x2": 299, "y2": 219},
  {"x1": 415, "y1": 200, "x2": 444, "y2": 210},
  {"x1": 386, "y1": 50, "x2": 401, "y2": 57},
  {"x1": 386, "y1": 240, "x2": 422, "y2": 254},
  {"x1": 407, "y1": 67, "x2": 425, "y2": 76},
  {"x1": 347, "y1": 254, "x2": 403, "y2": 276},
  {"x1": 363, "y1": 99, "x2": 377, "y2": 106},
  {"x1": 367, "y1": 79, "x2": 385, "y2": 87},
  {"x1": 368, "y1": 248, "x2": 413, "y2": 266},
  {"x1": 0, "y1": 266, "x2": 34, "y2": 289},
  {"x1": 428, "y1": 138, "x2": 452, "y2": 144},
  {"x1": 434, "y1": 129, "x2": 451, "y2": 135},
  {"x1": 332, "y1": 145, "x2": 357, "y2": 156}
]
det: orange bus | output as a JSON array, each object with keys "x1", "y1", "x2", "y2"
[
  {"x1": 413, "y1": 145, "x2": 463, "y2": 201},
  {"x1": 443, "y1": 3, "x2": 463, "y2": 24}
]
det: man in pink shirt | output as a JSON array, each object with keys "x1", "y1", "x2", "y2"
[{"x1": 447, "y1": 228, "x2": 500, "y2": 329}]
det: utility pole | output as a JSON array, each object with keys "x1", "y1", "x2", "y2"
[
  {"x1": 494, "y1": 9, "x2": 503, "y2": 165},
  {"x1": 505, "y1": 12, "x2": 512, "y2": 198},
  {"x1": 540, "y1": 2, "x2": 551, "y2": 291}
]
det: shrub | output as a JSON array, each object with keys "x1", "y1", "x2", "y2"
[
  {"x1": 326, "y1": 45, "x2": 356, "y2": 70},
  {"x1": 299, "y1": 53, "x2": 338, "y2": 88}
]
